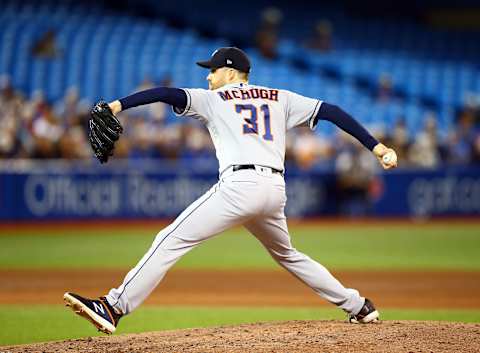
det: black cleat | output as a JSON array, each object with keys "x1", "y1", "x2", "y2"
[
  {"x1": 63, "y1": 292, "x2": 122, "y2": 334},
  {"x1": 348, "y1": 298, "x2": 380, "y2": 324}
]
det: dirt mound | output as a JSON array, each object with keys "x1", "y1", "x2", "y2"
[{"x1": 4, "y1": 320, "x2": 480, "y2": 353}]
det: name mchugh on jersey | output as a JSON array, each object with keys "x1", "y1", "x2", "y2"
[{"x1": 218, "y1": 88, "x2": 279, "y2": 102}]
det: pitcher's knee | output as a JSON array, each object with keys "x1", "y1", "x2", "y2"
[
  {"x1": 270, "y1": 248, "x2": 306, "y2": 264},
  {"x1": 154, "y1": 224, "x2": 175, "y2": 243}
]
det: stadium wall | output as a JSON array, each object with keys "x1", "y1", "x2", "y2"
[{"x1": 1, "y1": 163, "x2": 479, "y2": 220}]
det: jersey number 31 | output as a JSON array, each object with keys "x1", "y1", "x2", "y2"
[{"x1": 235, "y1": 104, "x2": 273, "y2": 141}]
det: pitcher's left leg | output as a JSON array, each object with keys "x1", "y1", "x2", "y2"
[{"x1": 245, "y1": 216, "x2": 365, "y2": 315}]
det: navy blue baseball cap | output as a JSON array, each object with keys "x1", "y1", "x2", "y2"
[{"x1": 196, "y1": 47, "x2": 251, "y2": 74}]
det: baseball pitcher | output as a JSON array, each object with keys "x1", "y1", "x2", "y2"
[{"x1": 65, "y1": 47, "x2": 398, "y2": 334}]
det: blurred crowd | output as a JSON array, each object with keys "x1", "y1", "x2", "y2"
[
  {"x1": 1, "y1": 74, "x2": 480, "y2": 170},
  {"x1": 0, "y1": 76, "x2": 90, "y2": 160},
  {"x1": 1, "y1": 75, "x2": 480, "y2": 170},
  {"x1": 2, "y1": 71, "x2": 480, "y2": 218}
]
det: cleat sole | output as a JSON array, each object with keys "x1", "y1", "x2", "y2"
[{"x1": 63, "y1": 293, "x2": 116, "y2": 334}]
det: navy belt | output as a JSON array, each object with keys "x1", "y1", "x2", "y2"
[{"x1": 232, "y1": 164, "x2": 284, "y2": 175}]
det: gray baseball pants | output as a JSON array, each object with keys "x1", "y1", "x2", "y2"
[{"x1": 106, "y1": 166, "x2": 365, "y2": 315}]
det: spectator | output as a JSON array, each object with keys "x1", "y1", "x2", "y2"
[
  {"x1": 306, "y1": 19, "x2": 333, "y2": 53},
  {"x1": 472, "y1": 134, "x2": 480, "y2": 164},
  {"x1": 0, "y1": 112, "x2": 21, "y2": 158},
  {"x1": 58, "y1": 126, "x2": 90, "y2": 159},
  {"x1": 157, "y1": 124, "x2": 182, "y2": 159},
  {"x1": 31, "y1": 101, "x2": 63, "y2": 158},
  {"x1": 0, "y1": 76, "x2": 25, "y2": 158},
  {"x1": 31, "y1": 29, "x2": 61, "y2": 58},
  {"x1": 446, "y1": 108, "x2": 476, "y2": 164},
  {"x1": 334, "y1": 133, "x2": 377, "y2": 217},
  {"x1": 290, "y1": 129, "x2": 332, "y2": 169},
  {"x1": 55, "y1": 87, "x2": 81, "y2": 120},
  {"x1": 0, "y1": 75, "x2": 24, "y2": 122},
  {"x1": 179, "y1": 122, "x2": 215, "y2": 160},
  {"x1": 408, "y1": 113, "x2": 441, "y2": 168},
  {"x1": 129, "y1": 118, "x2": 156, "y2": 158},
  {"x1": 57, "y1": 101, "x2": 90, "y2": 159},
  {"x1": 255, "y1": 7, "x2": 283, "y2": 60},
  {"x1": 376, "y1": 73, "x2": 394, "y2": 103},
  {"x1": 387, "y1": 117, "x2": 410, "y2": 165},
  {"x1": 463, "y1": 92, "x2": 480, "y2": 125}
]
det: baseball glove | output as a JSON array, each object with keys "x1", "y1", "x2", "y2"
[{"x1": 88, "y1": 100, "x2": 123, "y2": 163}]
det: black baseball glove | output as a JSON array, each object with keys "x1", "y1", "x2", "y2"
[{"x1": 88, "y1": 100, "x2": 123, "y2": 163}]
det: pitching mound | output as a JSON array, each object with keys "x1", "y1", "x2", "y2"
[{"x1": 4, "y1": 320, "x2": 480, "y2": 353}]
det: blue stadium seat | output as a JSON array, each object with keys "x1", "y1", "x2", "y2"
[{"x1": 1, "y1": 0, "x2": 478, "y2": 140}]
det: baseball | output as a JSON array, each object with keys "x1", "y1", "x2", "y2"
[{"x1": 382, "y1": 152, "x2": 396, "y2": 165}]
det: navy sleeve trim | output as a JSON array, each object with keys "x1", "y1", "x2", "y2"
[
  {"x1": 118, "y1": 87, "x2": 187, "y2": 112},
  {"x1": 308, "y1": 100, "x2": 322, "y2": 130},
  {"x1": 173, "y1": 89, "x2": 191, "y2": 116},
  {"x1": 315, "y1": 102, "x2": 379, "y2": 151}
]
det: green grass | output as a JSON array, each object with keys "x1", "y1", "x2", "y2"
[
  {"x1": 1, "y1": 305, "x2": 479, "y2": 346},
  {"x1": 0, "y1": 224, "x2": 479, "y2": 270},
  {"x1": 1, "y1": 223, "x2": 478, "y2": 346}
]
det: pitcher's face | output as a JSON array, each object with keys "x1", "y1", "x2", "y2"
[{"x1": 206, "y1": 67, "x2": 229, "y2": 90}]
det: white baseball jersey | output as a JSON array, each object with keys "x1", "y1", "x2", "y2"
[{"x1": 174, "y1": 83, "x2": 322, "y2": 173}]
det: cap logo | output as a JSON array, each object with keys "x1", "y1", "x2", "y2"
[{"x1": 226, "y1": 59, "x2": 233, "y2": 65}]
